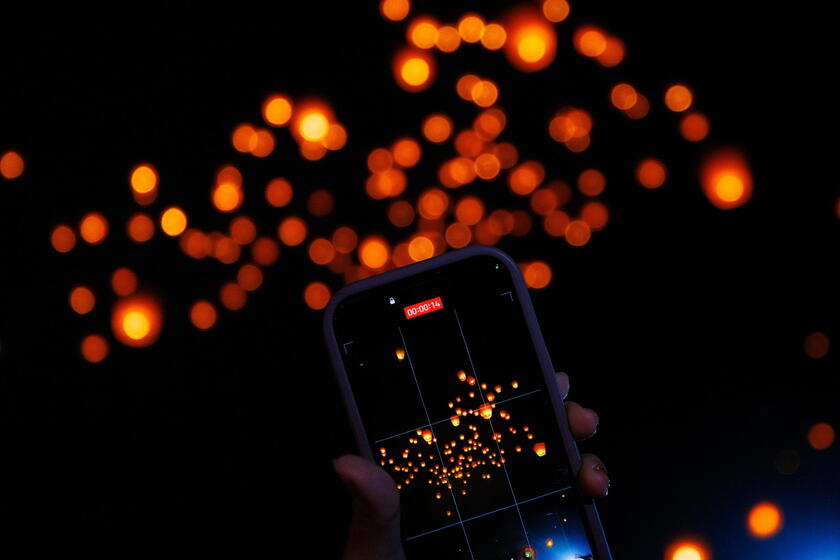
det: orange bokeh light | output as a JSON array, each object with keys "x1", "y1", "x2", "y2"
[
  {"x1": 332, "y1": 226, "x2": 359, "y2": 254},
  {"x1": 262, "y1": 94, "x2": 293, "y2": 127},
  {"x1": 747, "y1": 502, "x2": 783, "y2": 539},
  {"x1": 422, "y1": 113, "x2": 453, "y2": 143},
  {"x1": 190, "y1": 301, "x2": 217, "y2": 330},
  {"x1": 542, "y1": 0, "x2": 570, "y2": 22},
  {"x1": 130, "y1": 163, "x2": 158, "y2": 194},
  {"x1": 508, "y1": 161, "x2": 544, "y2": 195},
  {"x1": 574, "y1": 26, "x2": 608, "y2": 57},
  {"x1": 611, "y1": 83, "x2": 638, "y2": 110},
  {"x1": 111, "y1": 294, "x2": 162, "y2": 348},
  {"x1": 308, "y1": 238, "x2": 336, "y2": 265},
  {"x1": 292, "y1": 101, "x2": 334, "y2": 143},
  {"x1": 359, "y1": 236, "x2": 391, "y2": 269},
  {"x1": 598, "y1": 36, "x2": 625, "y2": 67},
  {"x1": 229, "y1": 215, "x2": 257, "y2": 245},
  {"x1": 700, "y1": 149, "x2": 753, "y2": 210},
  {"x1": 160, "y1": 206, "x2": 187, "y2": 236},
  {"x1": 127, "y1": 213, "x2": 155, "y2": 242},
  {"x1": 392, "y1": 138, "x2": 422, "y2": 167},
  {"x1": 237, "y1": 263, "x2": 264, "y2": 292},
  {"x1": 578, "y1": 169, "x2": 606, "y2": 196},
  {"x1": 665, "y1": 540, "x2": 710, "y2": 560},
  {"x1": 808, "y1": 422, "x2": 835, "y2": 450},
  {"x1": 81, "y1": 334, "x2": 109, "y2": 363},
  {"x1": 436, "y1": 25, "x2": 461, "y2": 53},
  {"x1": 394, "y1": 48, "x2": 436, "y2": 92},
  {"x1": 304, "y1": 281, "x2": 332, "y2": 310},
  {"x1": 504, "y1": 7, "x2": 557, "y2": 72},
  {"x1": 111, "y1": 267, "x2": 138, "y2": 296},
  {"x1": 565, "y1": 220, "x2": 591, "y2": 246},
  {"x1": 481, "y1": 23, "x2": 507, "y2": 50},
  {"x1": 637, "y1": 158, "x2": 667, "y2": 189},
  {"x1": 407, "y1": 17, "x2": 439, "y2": 49},
  {"x1": 804, "y1": 331, "x2": 830, "y2": 359},
  {"x1": 665, "y1": 84, "x2": 694, "y2": 112},
  {"x1": 220, "y1": 282, "x2": 247, "y2": 311},
  {"x1": 388, "y1": 200, "x2": 415, "y2": 227},
  {"x1": 265, "y1": 178, "x2": 293, "y2": 208},
  {"x1": 70, "y1": 286, "x2": 96, "y2": 315},
  {"x1": 380, "y1": 0, "x2": 410, "y2": 22},
  {"x1": 51, "y1": 224, "x2": 77, "y2": 253},
  {"x1": 0, "y1": 150, "x2": 25, "y2": 179},
  {"x1": 79, "y1": 212, "x2": 109, "y2": 245},
  {"x1": 307, "y1": 189, "x2": 334, "y2": 217},
  {"x1": 278, "y1": 216, "x2": 308, "y2": 246},
  {"x1": 680, "y1": 112, "x2": 710, "y2": 142},
  {"x1": 251, "y1": 237, "x2": 280, "y2": 266},
  {"x1": 523, "y1": 262, "x2": 552, "y2": 289}
]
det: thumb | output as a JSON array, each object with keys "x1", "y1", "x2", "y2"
[{"x1": 334, "y1": 454, "x2": 407, "y2": 560}]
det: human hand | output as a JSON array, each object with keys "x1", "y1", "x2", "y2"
[{"x1": 333, "y1": 371, "x2": 608, "y2": 560}]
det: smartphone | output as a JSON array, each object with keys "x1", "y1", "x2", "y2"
[{"x1": 324, "y1": 245, "x2": 612, "y2": 559}]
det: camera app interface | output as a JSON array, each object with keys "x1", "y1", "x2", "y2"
[{"x1": 334, "y1": 255, "x2": 596, "y2": 560}]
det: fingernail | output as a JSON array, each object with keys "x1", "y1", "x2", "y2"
[{"x1": 592, "y1": 462, "x2": 609, "y2": 496}]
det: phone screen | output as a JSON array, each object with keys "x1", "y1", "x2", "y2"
[{"x1": 333, "y1": 254, "x2": 597, "y2": 559}]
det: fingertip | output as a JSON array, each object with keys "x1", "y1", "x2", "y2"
[
  {"x1": 555, "y1": 371, "x2": 570, "y2": 400},
  {"x1": 578, "y1": 453, "x2": 610, "y2": 498}
]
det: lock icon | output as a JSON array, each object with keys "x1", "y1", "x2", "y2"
[{"x1": 389, "y1": 297, "x2": 396, "y2": 304}]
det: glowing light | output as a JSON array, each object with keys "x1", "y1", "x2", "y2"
[
  {"x1": 435, "y1": 25, "x2": 461, "y2": 53},
  {"x1": 380, "y1": 0, "x2": 410, "y2": 21},
  {"x1": 565, "y1": 220, "x2": 591, "y2": 246},
  {"x1": 81, "y1": 334, "x2": 109, "y2": 363},
  {"x1": 127, "y1": 213, "x2": 155, "y2": 243},
  {"x1": 359, "y1": 236, "x2": 390, "y2": 269},
  {"x1": 69, "y1": 286, "x2": 95, "y2": 315},
  {"x1": 450, "y1": 415, "x2": 460, "y2": 427},
  {"x1": 251, "y1": 237, "x2": 280, "y2": 266},
  {"x1": 549, "y1": 107, "x2": 592, "y2": 144},
  {"x1": 51, "y1": 225, "x2": 77, "y2": 253},
  {"x1": 671, "y1": 544, "x2": 705, "y2": 560},
  {"x1": 407, "y1": 17, "x2": 439, "y2": 49},
  {"x1": 265, "y1": 178, "x2": 293, "y2": 208},
  {"x1": 804, "y1": 331, "x2": 830, "y2": 359},
  {"x1": 323, "y1": 122, "x2": 348, "y2": 150},
  {"x1": 278, "y1": 216, "x2": 308, "y2": 246},
  {"x1": 394, "y1": 48, "x2": 435, "y2": 92},
  {"x1": 578, "y1": 169, "x2": 606, "y2": 196},
  {"x1": 504, "y1": 8, "x2": 556, "y2": 71},
  {"x1": 581, "y1": 201, "x2": 609, "y2": 231},
  {"x1": 111, "y1": 295, "x2": 162, "y2": 348},
  {"x1": 422, "y1": 429, "x2": 433, "y2": 443},
  {"x1": 232, "y1": 123, "x2": 256, "y2": 153},
  {"x1": 479, "y1": 403, "x2": 493, "y2": 419},
  {"x1": 680, "y1": 112, "x2": 710, "y2": 142},
  {"x1": 392, "y1": 138, "x2": 422, "y2": 167},
  {"x1": 0, "y1": 151, "x2": 24, "y2": 179},
  {"x1": 445, "y1": 222, "x2": 471, "y2": 248},
  {"x1": 130, "y1": 163, "x2": 158, "y2": 194},
  {"x1": 474, "y1": 153, "x2": 501, "y2": 180},
  {"x1": 262, "y1": 94, "x2": 293, "y2": 126},
  {"x1": 636, "y1": 158, "x2": 667, "y2": 189},
  {"x1": 542, "y1": 0, "x2": 569, "y2": 22},
  {"x1": 480, "y1": 23, "x2": 506, "y2": 50},
  {"x1": 523, "y1": 261, "x2": 552, "y2": 289},
  {"x1": 408, "y1": 235, "x2": 435, "y2": 261},
  {"x1": 700, "y1": 149, "x2": 753, "y2": 209},
  {"x1": 190, "y1": 301, "x2": 217, "y2": 330},
  {"x1": 456, "y1": 197, "x2": 484, "y2": 225},
  {"x1": 249, "y1": 129, "x2": 275, "y2": 157},
  {"x1": 574, "y1": 26, "x2": 608, "y2": 57},
  {"x1": 368, "y1": 148, "x2": 393, "y2": 173},
  {"x1": 533, "y1": 442, "x2": 546, "y2": 456},
  {"x1": 220, "y1": 282, "x2": 247, "y2": 311},
  {"x1": 418, "y1": 188, "x2": 450, "y2": 219},
  {"x1": 598, "y1": 36, "x2": 625, "y2": 67},
  {"x1": 229, "y1": 216, "x2": 257, "y2": 245},
  {"x1": 474, "y1": 107, "x2": 506, "y2": 140},
  {"x1": 237, "y1": 263, "x2": 264, "y2": 291},
  {"x1": 508, "y1": 161, "x2": 544, "y2": 195},
  {"x1": 213, "y1": 166, "x2": 244, "y2": 213},
  {"x1": 470, "y1": 80, "x2": 498, "y2": 107},
  {"x1": 308, "y1": 237, "x2": 336, "y2": 265},
  {"x1": 457, "y1": 370, "x2": 467, "y2": 382},
  {"x1": 422, "y1": 113, "x2": 453, "y2": 143},
  {"x1": 665, "y1": 84, "x2": 693, "y2": 112},
  {"x1": 610, "y1": 83, "x2": 638, "y2": 110},
  {"x1": 160, "y1": 207, "x2": 187, "y2": 236},
  {"x1": 307, "y1": 189, "x2": 334, "y2": 217},
  {"x1": 111, "y1": 267, "x2": 138, "y2": 296},
  {"x1": 458, "y1": 14, "x2": 484, "y2": 43},
  {"x1": 79, "y1": 212, "x2": 108, "y2": 244},
  {"x1": 179, "y1": 230, "x2": 211, "y2": 259},
  {"x1": 747, "y1": 502, "x2": 783, "y2": 538},
  {"x1": 332, "y1": 226, "x2": 359, "y2": 254},
  {"x1": 808, "y1": 422, "x2": 835, "y2": 450},
  {"x1": 395, "y1": 348, "x2": 405, "y2": 360}
]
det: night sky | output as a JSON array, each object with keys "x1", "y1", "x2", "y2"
[{"x1": 1, "y1": 2, "x2": 837, "y2": 557}]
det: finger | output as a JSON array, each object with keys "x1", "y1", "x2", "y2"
[
  {"x1": 578, "y1": 453, "x2": 610, "y2": 498},
  {"x1": 554, "y1": 371, "x2": 570, "y2": 400},
  {"x1": 334, "y1": 455, "x2": 406, "y2": 560},
  {"x1": 565, "y1": 401, "x2": 599, "y2": 441}
]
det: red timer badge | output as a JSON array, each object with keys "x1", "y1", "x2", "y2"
[{"x1": 403, "y1": 296, "x2": 444, "y2": 319}]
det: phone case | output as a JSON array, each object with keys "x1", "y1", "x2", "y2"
[{"x1": 323, "y1": 244, "x2": 613, "y2": 560}]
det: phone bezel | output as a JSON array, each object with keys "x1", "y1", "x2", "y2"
[{"x1": 323, "y1": 244, "x2": 612, "y2": 559}]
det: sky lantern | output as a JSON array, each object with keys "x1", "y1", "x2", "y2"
[
  {"x1": 700, "y1": 148, "x2": 753, "y2": 210},
  {"x1": 479, "y1": 403, "x2": 493, "y2": 419},
  {"x1": 111, "y1": 294, "x2": 162, "y2": 348},
  {"x1": 533, "y1": 442, "x2": 546, "y2": 456},
  {"x1": 503, "y1": 6, "x2": 557, "y2": 72},
  {"x1": 422, "y1": 429, "x2": 433, "y2": 443},
  {"x1": 450, "y1": 415, "x2": 460, "y2": 427}
]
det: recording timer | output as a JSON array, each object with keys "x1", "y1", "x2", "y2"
[{"x1": 403, "y1": 296, "x2": 444, "y2": 319}]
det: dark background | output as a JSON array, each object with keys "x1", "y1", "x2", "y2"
[{"x1": 1, "y1": 1, "x2": 837, "y2": 557}]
